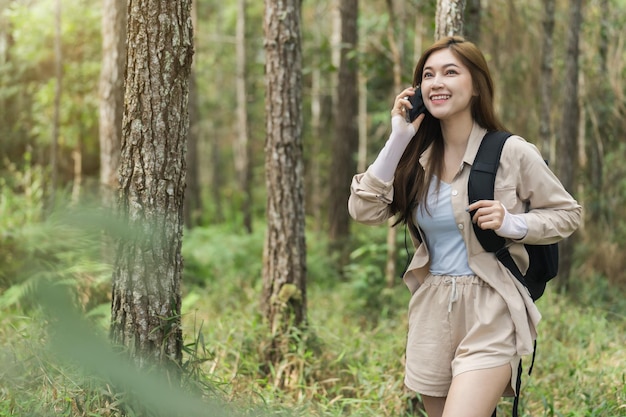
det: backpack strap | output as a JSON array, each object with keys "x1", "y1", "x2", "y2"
[
  {"x1": 468, "y1": 131, "x2": 512, "y2": 252},
  {"x1": 468, "y1": 131, "x2": 531, "y2": 288}
]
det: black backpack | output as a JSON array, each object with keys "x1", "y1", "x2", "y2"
[
  {"x1": 468, "y1": 131, "x2": 559, "y2": 301},
  {"x1": 469, "y1": 131, "x2": 559, "y2": 417}
]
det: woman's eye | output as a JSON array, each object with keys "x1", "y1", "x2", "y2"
[
  {"x1": 423, "y1": 72, "x2": 433, "y2": 79},
  {"x1": 446, "y1": 69, "x2": 458, "y2": 75}
]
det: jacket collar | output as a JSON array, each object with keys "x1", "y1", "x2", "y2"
[
  {"x1": 463, "y1": 122, "x2": 488, "y2": 166},
  {"x1": 418, "y1": 121, "x2": 488, "y2": 169}
]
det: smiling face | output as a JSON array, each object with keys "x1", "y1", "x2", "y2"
[{"x1": 420, "y1": 49, "x2": 475, "y2": 122}]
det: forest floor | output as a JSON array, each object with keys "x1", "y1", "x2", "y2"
[{"x1": 0, "y1": 223, "x2": 624, "y2": 417}]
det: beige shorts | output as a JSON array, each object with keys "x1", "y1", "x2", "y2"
[{"x1": 404, "y1": 274, "x2": 518, "y2": 397}]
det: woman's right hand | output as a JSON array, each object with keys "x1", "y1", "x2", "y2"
[{"x1": 390, "y1": 87, "x2": 425, "y2": 142}]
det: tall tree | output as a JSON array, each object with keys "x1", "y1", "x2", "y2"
[
  {"x1": 49, "y1": 0, "x2": 62, "y2": 212},
  {"x1": 435, "y1": 0, "x2": 466, "y2": 39},
  {"x1": 110, "y1": 0, "x2": 194, "y2": 369},
  {"x1": 328, "y1": 0, "x2": 359, "y2": 267},
  {"x1": 261, "y1": 0, "x2": 307, "y2": 384},
  {"x1": 234, "y1": 0, "x2": 253, "y2": 233},
  {"x1": 309, "y1": 2, "x2": 326, "y2": 231},
  {"x1": 539, "y1": 0, "x2": 555, "y2": 161},
  {"x1": 0, "y1": 2, "x2": 8, "y2": 113},
  {"x1": 464, "y1": 0, "x2": 480, "y2": 44},
  {"x1": 584, "y1": 0, "x2": 611, "y2": 226},
  {"x1": 207, "y1": 5, "x2": 226, "y2": 224},
  {"x1": 98, "y1": 0, "x2": 126, "y2": 206},
  {"x1": 556, "y1": 0, "x2": 583, "y2": 290}
]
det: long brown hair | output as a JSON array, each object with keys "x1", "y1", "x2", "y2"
[{"x1": 390, "y1": 36, "x2": 506, "y2": 226}]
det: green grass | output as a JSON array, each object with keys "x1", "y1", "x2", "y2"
[{"x1": 0, "y1": 220, "x2": 625, "y2": 416}]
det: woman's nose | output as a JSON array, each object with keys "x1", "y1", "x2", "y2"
[{"x1": 431, "y1": 75, "x2": 444, "y2": 88}]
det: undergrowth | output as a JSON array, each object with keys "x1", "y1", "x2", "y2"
[{"x1": 0, "y1": 194, "x2": 624, "y2": 416}]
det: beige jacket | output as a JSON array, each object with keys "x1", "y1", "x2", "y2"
[{"x1": 348, "y1": 122, "x2": 582, "y2": 356}]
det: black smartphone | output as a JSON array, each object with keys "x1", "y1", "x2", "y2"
[{"x1": 407, "y1": 87, "x2": 428, "y2": 122}]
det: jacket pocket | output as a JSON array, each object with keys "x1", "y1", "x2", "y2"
[{"x1": 494, "y1": 186, "x2": 518, "y2": 212}]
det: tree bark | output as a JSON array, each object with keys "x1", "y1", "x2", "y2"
[
  {"x1": 235, "y1": 0, "x2": 253, "y2": 234},
  {"x1": 556, "y1": 0, "x2": 583, "y2": 291},
  {"x1": 329, "y1": 0, "x2": 359, "y2": 267},
  {"x1": 110, "y1": 0, "x2": 194, "y2": 369},
  {"x1": 98, "y1": 0, "x2": 126, "y2": 208},
  {"x1": 435, "y1": 0, "x2": 466, "y2": 39},
  {"x1": 261, "y1": 0, "x2": 307, "y2": 382},
  {"x1": 539, "y1": 0, "x2": 555, "y2": 161}
]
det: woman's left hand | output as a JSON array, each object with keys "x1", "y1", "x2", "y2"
[
  {"x1": 468, "y1": 200, "x2": 505, "y2": 230},
  {"x1": 390, "y1": 87, "x2": 425, "y2": 142}
]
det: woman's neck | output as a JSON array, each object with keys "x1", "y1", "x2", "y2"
[{"x1": 440, "y1": 114, "x2": 474, "y2": 156}]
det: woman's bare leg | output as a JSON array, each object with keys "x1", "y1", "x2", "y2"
[
  {"x1": 442, "y1": 364, "x2": 511, "y2": 417},
  {"x1": 422, "y1": 395, "x2": 446, "y2": 417}
]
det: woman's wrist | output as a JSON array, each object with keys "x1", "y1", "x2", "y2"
[{"x1": 495, "y1": 207, "x2": 528, "y2": 239}]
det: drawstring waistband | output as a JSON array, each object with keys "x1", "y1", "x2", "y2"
[
  {"x1": 444, "y1": 276, "x2": 459, "y2": 312},
  {"x1": 421, "y1": 274, "x2": 482, "y2": 312}
]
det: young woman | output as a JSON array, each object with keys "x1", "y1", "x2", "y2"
[{"x1": 348, "y1": 36, "x2": 581, "y2": 417}]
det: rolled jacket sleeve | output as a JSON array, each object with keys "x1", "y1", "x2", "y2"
[
  {"x1": 500, "y1": 137, "x2": 582, "y2": 245},
  {"x1": 348, "y1": 169, "x2": 395, "y2": 225}
]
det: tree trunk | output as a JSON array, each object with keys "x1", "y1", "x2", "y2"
[
  {"x1": 435, "y1": 0, "x2": 466, "y2": 39},
  {"x1": 98, "y1": 0, "x2": 126, "y2": 208},
  {"x1": 49, "y1": 0, "x2": 62, "y2": 213},
  {"x1": 235, "y1": 0, "x2": 253, "y2": 234},
  {"x1": 208, "y1": 6, "x2": 225, "y2": 225},
  {"x1": 539, "y1": 0, "x2": 555, "y2": 160},
  {"x1": 0, "y1": 2, "x2": 13, "y2": 143},
  {"x1": 589, "y1": 0, "x2": 609, "y2": 224},
  {"x1": 598, "y1": 0, "x2": 609, "y2": 75},
  {"x1": 556, "y1": 0, "x2": 583, "y2": 291},
  {"x1": 209, "y1": 120, "x2": 224, "y2": 223},
  {"x1": 464, "y1": 0, "x2": 480, "y2": 44},
  {"x1": 413, "y1": 10, "x2": 424, "y2": 65},
  {"x1": 110, "y1": 0, "x2": 194, "y2": 370},
  {"x1": 310, "y1": 8, "x2": 323, "y2": 231},
  {"x1": 308, "y1": 2, "x2": 332, "y2": 232},
  {"x1": 261, "y1": 0, "x2": 307, "y2": 385},
  {"x1": 70, "y1": 139, "x2": 83, "y2": 205},
  {"x1": 357, "y1": 68, "x2": 368, "y2": 173},
  {"x1": 329, "y1": 0, "x2": 359, "y2": 268}
]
